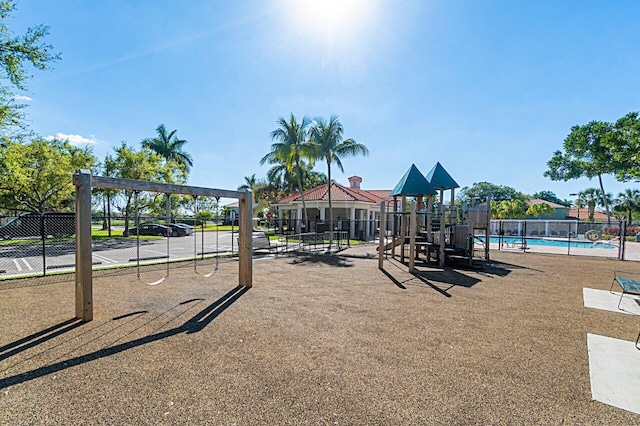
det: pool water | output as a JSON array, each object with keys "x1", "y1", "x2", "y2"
[{"x1": 482, "y1": 236, "x2": 616, "y2": 250}]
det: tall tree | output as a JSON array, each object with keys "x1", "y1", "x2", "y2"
[
  {"x1": 531, "y1": 190, "x2": 570, "y2": 207},
  {"x1": 494, "y1": 199, "x2": 527, "y2": 219},
  {"x1": 260, "y1": 114, "x2": 314, "y2": 229},
  {"x1": 576, "y1": 188, "x2": 601, "y2": 223},
  {"x1": 459, "y1": 182, "x2": 526, "y2": 203},
  {"x1": 526, "y1": 202, "x2": 555, "y2": 218},
  {"x1": 141, "y1": 124, "x2": 193, "y2": 179},
  {"x1": 612, "y1": 112, "x2": 640, "y2": 181},
  {"x1": 0, "y1": 2, "x2": 60, "y2": 137},
  {"x1": 238, "y1": 174, "x2": 258, "y2": 191},
  {"x1": 107, "y1": 142, "x2": 163, "y2": 235},
  {"x1": 310, "y1": 115, "x2": 368, "y2": 247},
  {"x1": 0, "y1": 138, "x2": 95, "y2": 213},
  {"x1": 614, "y1": 189, "x2": 640, "y2": 225},
  {"x1": 544, "y1": 121, "x2": 620, "y2": 225}
]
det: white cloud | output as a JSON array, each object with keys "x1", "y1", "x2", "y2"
[
  {"x1": 13, "y1": 94, "x2": 32, "y2": 102},
  {"x1": 44, "y1": 133, "x2": 99, "y2": 145}
]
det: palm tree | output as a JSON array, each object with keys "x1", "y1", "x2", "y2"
[
  {"x1": 142, "y1": 124, "x2": 193, "y2": 173},
  {"x1": 260, "y1": 114, "x2": 314, "y2": 230},
  {"x1": 578, "y1": 188, "x2": 600, "y2": 223},
  {"x1": 310, "y1": 115, "x2": 368, "y2": 247},
  {"x1": 238, "y1": 174, "x2": 258, "y2": 191},
  {"x1": 615, "y1": 189, "x2": 640, "y2": 225}
]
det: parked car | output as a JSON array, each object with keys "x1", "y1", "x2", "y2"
[
  {"x1": 167, "y1": 223, "x2": 189, "y2": 237},
  {"x1": 174, "y1": 223, "x2": 195, "y2": 235},
  {"x1": 124, "y1": 223, "x2": 172, "y2": 237},
  {"x1": 0, "y1": 213, "x2": 75, "y2": 240}
]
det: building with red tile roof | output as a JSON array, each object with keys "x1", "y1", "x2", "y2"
[
  {"x1": 567, "y1": 208, "x2": 610, "y2": 222},
  {"x1": 271, "y1": 176, "x2": 392, "y2": 238}
]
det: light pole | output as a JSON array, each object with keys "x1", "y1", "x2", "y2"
[{"x1": 570, "y1": 193, "x2": 580, "y2": 220}]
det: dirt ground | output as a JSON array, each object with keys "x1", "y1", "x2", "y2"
[{"x1": 1, "y1": 246, "x2": 639, "y2": 425}]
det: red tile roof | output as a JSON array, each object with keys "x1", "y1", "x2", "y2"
[
  {"x1": 272, "y1": 183, "x2": 392, "y2": 205},
  {"x1": 567, "y1": 208, "x2": 609, "y2": 221}
]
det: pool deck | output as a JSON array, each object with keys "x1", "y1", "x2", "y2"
[
  {"x1": 1, "y1": 247, "x2": 640, "y2": 424},
  {"x1": 489, "y1": 239, "x2": 640, "y2": 261}
]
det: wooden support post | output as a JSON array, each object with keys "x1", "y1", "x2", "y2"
[
  {"x1": 450, "y1": 189, "x2": 456, "y2": 225},
  {"x1": 439, "y1": 189, "x2": 446, "y2": 267},
  {"x1": 485, "y1": 196, "x2": 491, "y2": 261},
  {"x1": 426, "y1": 195, "x2": 433, "y2": 242},
  {"x1": 74, "y1": 169, "x2": 93, "y2": 322},
  {"x1": 392, "y1": 196, "x2": 398, "y2": 258},
  {"x1": 400, "y1": 195, "x2": 407, "y2": 263},
  {"x1": 409, "y1": 200, "x2": 416, "y2": 273},
  {"x1": 239, "y1": 189, "x2": 253, "y2": 287},
  {"x1": 378, "y1": 201, "x2": 385, "y2": 269},
  {"x1": 417, "y1": 195, "x2": 424, "y2": 230}
]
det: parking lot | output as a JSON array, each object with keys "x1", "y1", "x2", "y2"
[{"x1": 0, "y1": 230, "x2": 236, "y2": 278}]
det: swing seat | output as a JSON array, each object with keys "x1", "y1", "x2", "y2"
[{"x1": 252, "y1": 232, "x2": 275, "y2": 253}]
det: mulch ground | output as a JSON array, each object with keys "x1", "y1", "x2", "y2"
[{"x1": 1, "y1": 246, "x2": 639, "y2": 425}]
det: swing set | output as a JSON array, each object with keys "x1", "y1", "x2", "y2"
[
  {"x1": 131, "y1": 193, "x2": 222, "y2": 285},
  {"x1": 73, "y1": 170, "x2": 253, "y2": 322}
]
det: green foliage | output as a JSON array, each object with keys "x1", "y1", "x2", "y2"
[
  {"x1": 0, "y1": 138, "x2": 95, "y2": 213},
  {"x1": 493, "y1": 199, "x2": 528, "y2": 219},
  {"x1": 141, "y1": 124, "x2": 193, "y2": 181},
  {"x1": 613, "y1": 189, "x2": 640, "y2": 225},
  {"x1": 0, "y1": 2, "x2": 60, "y2": 90},
  {"x1": 545, "y1": 121, "x2": 619, "y2": 180},
  {"x1": 575, "y1": 188, "x2": 611, "y2": 223},
  {"x1": 459, "y1": 182, "x2": 526, "y2": 203},
  {"x1": 195, "y1": 210, "x2": 213, "y2": 226},
  {"x1": 545, "y1": 120, "x2": 625, "y2": 223},
  {"x1": 0, "y1": 2, "x2": 60, "y2": 136},
  {"x1": 526, "y1": 202, "x2": 555, "y2": 218},
  {"x1": 261, "y1": 114, "x2": 315, "y2": 222},
  {"x1": 612, "y1": 112, "x2": 640, "y2": 181},
  {"x1": 531, "y1": 190, "x2": 569, "y2": 207},
  {"x1": 105, "y1": 142, "x2": 165, "y2": 233},
  {"x1": 309, "y1": 115, "x2": 368, "y2": 241}
]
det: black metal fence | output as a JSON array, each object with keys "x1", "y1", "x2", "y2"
[
  {"x1": 3, "y1": 212, "x2": 638, "y2": 284},
  {"x1": 489, "y1": 219, "x2": 637, "y2": 261},
  {"x1": 0, "y1": 213, "x2": 77, "y2": 280},
  {"x1": 261, "y1": 218, "x2": 381, "y2": 242}
]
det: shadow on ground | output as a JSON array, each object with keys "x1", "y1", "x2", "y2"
[
  {"x1": 379, "y1": 256, "x2": 526, "y2": 296},
  {"x1": 0, "y1": 284, "x2": 248, "y2": 390},
  {"x1": 289, "y1": 253, "x2": 354, "y2": 267}
]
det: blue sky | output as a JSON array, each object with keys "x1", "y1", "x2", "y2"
[{"x1": 10, "y1": 0, "x2": 640, "y2": 204}]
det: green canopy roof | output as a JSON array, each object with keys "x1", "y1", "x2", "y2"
[
  {"x1": 425, "y1": 162, "x2": 459, "y2": 190},
  {"x1": 390, "y1": 164, "x2": 436, "y2": 196}
]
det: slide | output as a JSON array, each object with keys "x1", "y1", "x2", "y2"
[{"x1": 377, "y1": 238, "x2": 402, "y2": 251}]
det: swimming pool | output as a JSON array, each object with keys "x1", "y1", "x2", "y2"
[{"x1": 481, "y1": 236, "x2": 616, "y2": 250}]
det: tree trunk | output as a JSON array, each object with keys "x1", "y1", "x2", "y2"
[
  {"x1": 107, "y1": 192, "x2": 112, "y2": 237},
  {"x1": 327, "y1": 159, "x2": 333, "y2": 250},
  {"x1": 294, "y1": 158, "x2": 307, "y2": 233},
  {"x1": 597, "y1": 174, "x2": 611, "y2": 226},
  {"x1": 102, "y1": 196, "x2": 108, "y2": 230}
]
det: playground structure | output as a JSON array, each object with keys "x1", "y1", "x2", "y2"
[
  {"x1": 378, "y1": 163, "x2": 491, "y2": 272},
  {"x1": 73, "y1": 169, "x2": 253, "y2": 322}
]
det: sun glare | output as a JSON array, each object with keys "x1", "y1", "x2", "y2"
[{"x1": 279, "y1": 0, "x2": 379, "y2": 53}]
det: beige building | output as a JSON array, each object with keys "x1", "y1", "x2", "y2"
[{"x1": 271, "y1": 176, "x2": 392, "y2": 239}]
